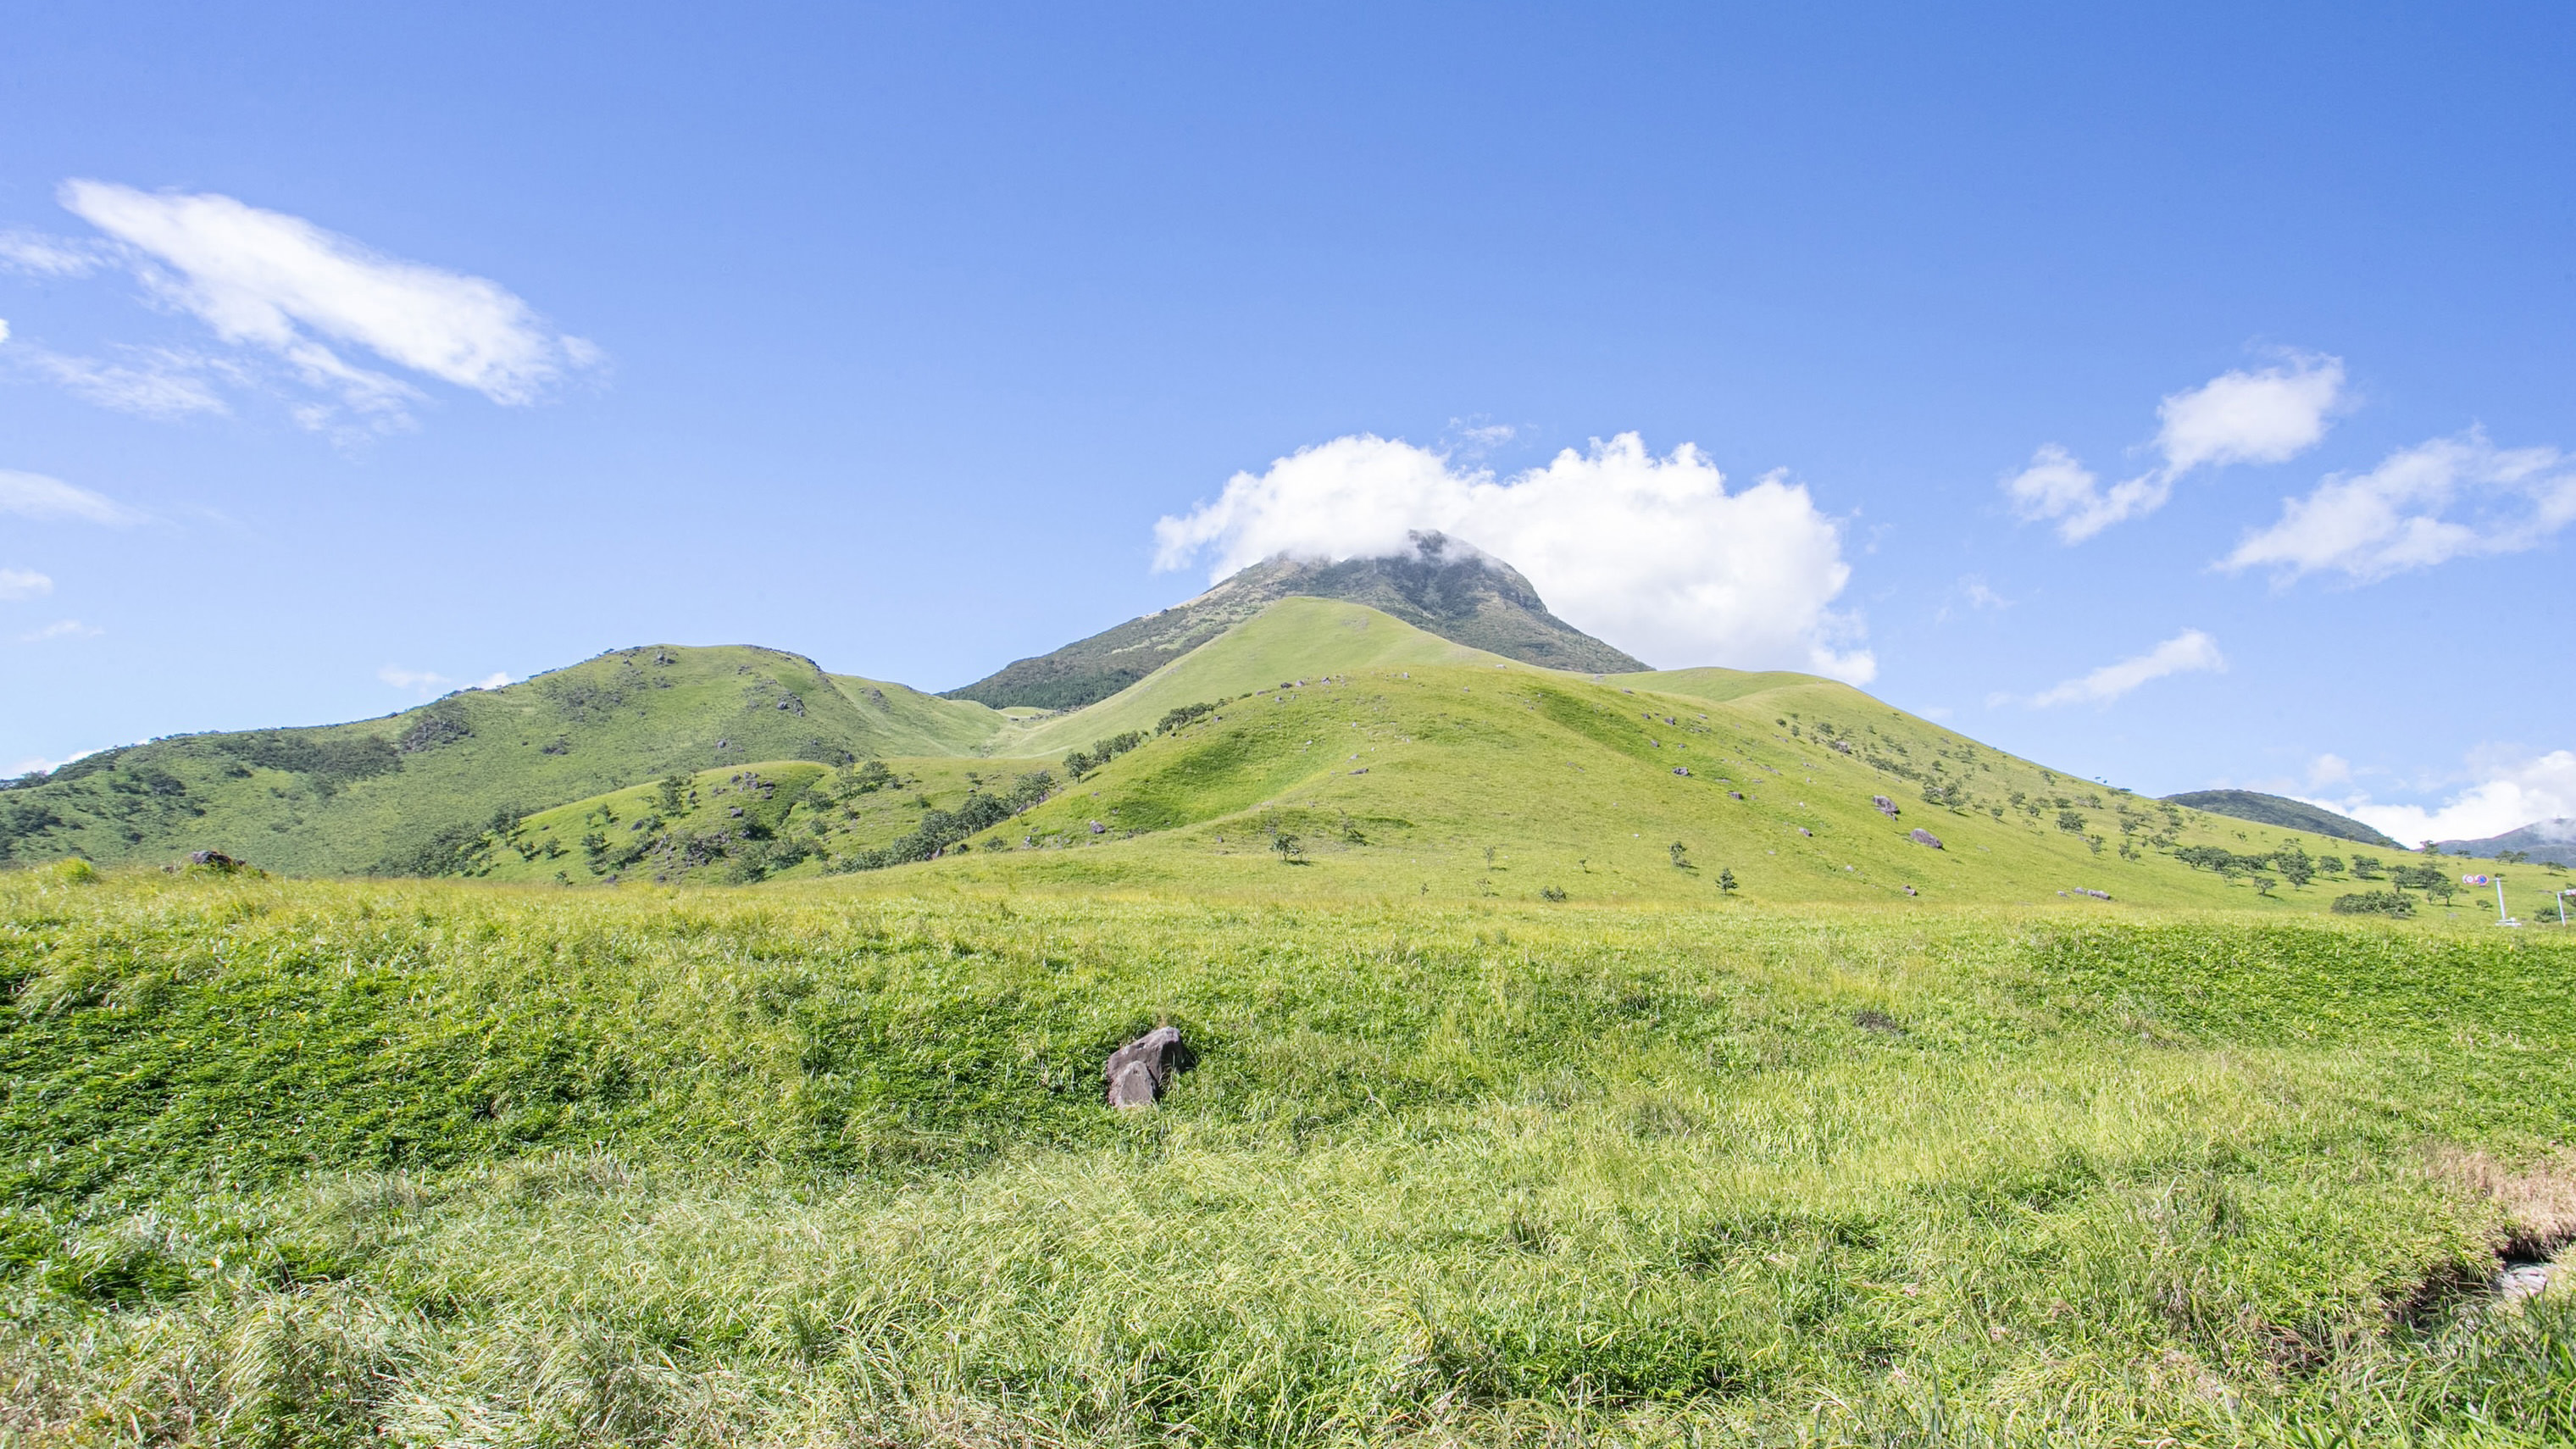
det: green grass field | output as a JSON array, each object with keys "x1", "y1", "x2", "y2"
[
  {"x1": 2, "y1": 865, "x2": 2572, "y2": 1446},
  {"x1": 5, "y1": 596, "x2": 2571, "y2": 1444}
]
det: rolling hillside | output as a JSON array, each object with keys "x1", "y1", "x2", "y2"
[
  {"x1": 885, "y1": 636, "x2": 2502, "y2": 912},
  {"x1": 0, "y1": 644, "x2": 1013, "y2": 874},
  {"x1": 430, "y1": 599, "x2": 2551, "y2": 915},
  {"x1": 5, "y1": 591, "x2": 2555, "y2": 914}
]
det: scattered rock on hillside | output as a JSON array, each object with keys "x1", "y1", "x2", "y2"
[
  {"x1": 1104, "y1": 1025, "x2": 1190, "y2": 1108},
  {"x1": 2498, "y1": 1263, "x2": 2558, "y2": 1302},
  {"x1": 1874, "y1": 795, "x2": 1900, "y2": 819},
  {"x1": 1909, "y1": 828, "x2": 1943, "y2": 850}
]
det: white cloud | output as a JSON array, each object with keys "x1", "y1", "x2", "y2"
[
  {"x1": 1960, "y1": 576, "x2": 2011, "y2": 611},
  {"x1": 19, "y1": 346, "x2": 230, "y2": 418},
  {"x1": 2002, "y1": 444, "x2": 2173, "y2": 542},
  {"x1": 2007, "y1": 354, "x2": 2346, "y2": 542},
  {"x1": 0, "y1": 230, "x2": 107, "y2": 277},
  {"x1": 1152, "y1": 431, "x2": 1874, "y2": 680},
  {"x1": 2314, "y1": 748, "x2": 2576, "y2": 846},
  {"x1": 381, "y1": 665, "x2": 513, "y2": 697},
  {"x1": 0, "y1": 470, "x2": 144, "y2": 525},
  {"x1": 2027, "y1": 629, "x2": 2225, "y2": 708},
  {"x1": 16, "y1": 619, "x2": 100, "y2": 642},
  {"x1": 52, "y1": 180, "x2": 598, "y2": 426},
  {"x1": 1445, "y1": 418, "x2": 1518, "y2": 455},
  {"x1": 2307, "y1": 752, "x2": 2353, "y2": 789},
  {"x1": 2155, "y1": 356, "x2": 2346, "y2": 472},
  {"x1": 2220, "y1": 431, "x2": 2576, "y2": 582},
  {"x1": 8, "y1": 749, "x2": 98, "y2": 778},
  {"x1": 0, "y1": 568, "x2": 53, "y2": 600}
]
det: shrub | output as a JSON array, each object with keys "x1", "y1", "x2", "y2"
[
  {"x1": 2175, "y1": 845, "x2": 2275, "y2": 878},
  {"x1": 837, "y1": 760, "x2": 896, "y2": 797},
  {"x1": 219, "y1": 731, "x2": 401, "y2": 795},
  {"x1": 2332, "y1": 890, "x2": 2416, "y2": 918},
  {"x1": 1063, "y1": 730, "x2": 1146, "y2": 780},
  {"x1": 2275, "y1": 845, "x2": 2315, "y2": 887},
  {"x1": 2391, "y1": 864, "x2": 2457, "y2": 900}
]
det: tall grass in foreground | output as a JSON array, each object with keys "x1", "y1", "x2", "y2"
[{"x1": 2, "y1": 868, "x2": 2573, "y2": 1446}]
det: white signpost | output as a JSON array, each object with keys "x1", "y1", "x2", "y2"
[{"x1": 2462, "y1": 872, "x2": 2517, "y2": 926}]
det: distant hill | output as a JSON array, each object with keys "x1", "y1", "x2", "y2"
[
  {"x1": 2434, "y1": 819, "x2": 2576, "y2": 867},
  {"x1": 943, "y1": 533, "x2": 1646, "y2": 711},
  {"x1": 0, "y1": 645, "x2": 1012, "y2": 875},
  {"x1": 2162, "y1": 789, "x2": 2402, "y2": 848}
]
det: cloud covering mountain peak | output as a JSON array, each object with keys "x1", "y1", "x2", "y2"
[{"x1": 1153, "y1": 432, "x2": 1872, "y2": 681}]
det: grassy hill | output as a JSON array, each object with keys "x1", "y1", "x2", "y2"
[
  {"x1": 1004, "y1": 596, "x2": 1515, "y2": 755},
  {"x1": 945, "y1": 535, "x2": 1645, "y2": 711},
  {"x1": 3, "y1": 869, "x2": 2570, "y2": 1444},
  {"x1": 6, "y1": 599, "x2": 2559, "y2": 917},
  {"x1": 420, "y1": 598, "x2": 2571, "y2": 911},
  {"x1": 815, "y1": 610, "x2": 2557, "y2": 915},
  {"x1": 2164, "y1": 788, "x2": 2403, "y2": 849},
  {"x1": 0, "y1": 644, "x2": 1011, "y2": 874}
]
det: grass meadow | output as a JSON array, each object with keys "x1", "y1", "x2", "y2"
[{"x1": 2, "y1": 864, "x2": 2573, "y2": 1446}]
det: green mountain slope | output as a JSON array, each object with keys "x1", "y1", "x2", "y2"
[
  {"x1": 464, "y1": 608, "x2": 2518, "y2": 909},
  {"x1": 8, "y1": 597, "x2": 2528, "y2": 908},
  {"x1": 945, "y1": 533, "x2": 1645, "y2": 710},
  {"x1": 915, "y1": 654, "x2": 2442, "y2": 910},
  {"x1": 0, "y1": 645, "x2": 1009, "y2": 874},
  {"x1": 2163, "y1": 789, "x2": 2402, "y2": 848},
  {"x1": 1000, "y1": 596, "x2": 1513, "y2": 757},
  {"x1": 2434, "y1": 818, "x2": 2576, "y2": 867}
]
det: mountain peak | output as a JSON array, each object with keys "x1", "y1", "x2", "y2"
[{"x1": 946, "y1": 538, "x2": 1646, "y2": 710}]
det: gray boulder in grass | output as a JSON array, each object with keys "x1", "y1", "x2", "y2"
[
  {"x1": 1874, "y1": 796, "x2": 1901, "y2": 819},
  {"x1": 1104, "y1": 1025, "x2": 1190, "y2": 1108},
  {"x1": 1909, "y1": 827, "x2": 1943, "y2": 850}
]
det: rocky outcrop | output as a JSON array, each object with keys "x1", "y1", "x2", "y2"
[{"x1": 1104, "y1": 1025, "x2": 1190, "y2": 1108}]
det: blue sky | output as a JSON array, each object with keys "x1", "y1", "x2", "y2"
[{"x1": 3, "y1": 2, "x2": 2571, "y2": 841}]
